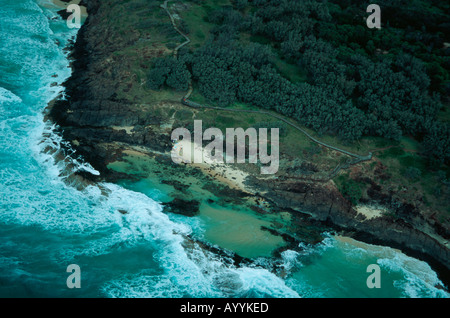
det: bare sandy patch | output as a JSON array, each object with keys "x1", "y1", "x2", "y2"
[
  {"x1": 112, "y1": 126, "x2": 134, "y2": 134},
  {"x1": 172, "y1": 139, "x2": 252, "y2": 193},
  {"x1": 355, "y1": 204, "x2": 386, "y2": 220},
  {"x1": 335, "y1": 235, "x2": 401, "y2": 253}
]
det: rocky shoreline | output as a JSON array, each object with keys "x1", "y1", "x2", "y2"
[{"x1": 48, "y1": 0, "x2": 449, "y2": 287}]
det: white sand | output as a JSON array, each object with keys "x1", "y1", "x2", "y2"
[
  {"x1": 112, "y1": 126, "x2": 134, "y2": 134},
  {"x1": 172, "y1": 139, "x2": 251, "y2": 193},
  {"x1": 355, "y1": 204, "x2": 386, "y2": 220},
  {"x1": 335, "y1": 235, "x2": 402, "y2": 253}
]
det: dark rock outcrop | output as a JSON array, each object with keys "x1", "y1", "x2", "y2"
[
  {"x1": 48, "y1": 0, "x2": 172, "y2": 178},
  {"x1": 164, "y1": 198, "x2": 200, "y2": 217}
]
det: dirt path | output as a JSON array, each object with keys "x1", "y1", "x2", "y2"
[
  {"x1": 160, "y1": 0, "x2": 190, "y2": 57},
  {"x1": 160, "y1": 0, "x2": 374, "y2": 180}
]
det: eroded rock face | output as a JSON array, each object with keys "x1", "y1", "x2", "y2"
[
  {"x1": 251, "y1": 177, "x2": 354, "y2": 221},
  {"x1": 249, "y1": 176, "x2": 450, "y2": 275},
  {"x1": 49, "y1": 0, "x2": 172, "y2": 175}
]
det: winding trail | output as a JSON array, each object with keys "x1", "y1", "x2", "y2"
[
  {"x1": 160, "y1": 0, "x2": 190, "y2": 57},
  {"x1": 160, "y1": 1, "x2": 373, "y2": 179}
]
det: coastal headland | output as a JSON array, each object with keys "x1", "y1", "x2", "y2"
[{"x1": 47, "y1": 0, "x2": 450, "y2": 286}]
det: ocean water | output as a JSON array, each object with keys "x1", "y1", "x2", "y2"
[{"x1": 0, "y1": 0, "x2": 448, "y2": 298}]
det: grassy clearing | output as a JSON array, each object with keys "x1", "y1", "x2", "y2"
[
  {"x1": 240, "y1": 32, "x2": 308, "y2": 83},
  {"x1": 161, "y1": 0, "x2": 234, "y2": 49},
  {"x1": 334, "y1": 173, "x2": 366, "y2": 205},
  {"x1": 172, "y1": 101, "x2": 334, "y2": 167},
  {"x1": 174, "y1": 0, "x2": 223, "y2": 48},
  {"x1": 342, "y1": 133, "x2": 450, "y2": 220},
  {"x1": 104, "y1": 0, "x2": 196, "y2": 105},
  {"x1": 273, "y1": 58, "x2": 308, "y2": 83}
]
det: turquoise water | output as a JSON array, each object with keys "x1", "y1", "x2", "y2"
[{"x1": 0, "y1": 0, "x2": 448, "y2": 298}]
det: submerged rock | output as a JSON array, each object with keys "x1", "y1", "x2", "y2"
[{"x1": 164, "y1": 198, "x2": 200, "y2": 217}]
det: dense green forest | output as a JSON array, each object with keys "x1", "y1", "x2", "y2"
[{"x1": 148, "y1": 0, "x2": 450, "y2": 166}]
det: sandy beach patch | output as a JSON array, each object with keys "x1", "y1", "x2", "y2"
[
  {"x1": 172, "y1": 139, "x2": 252, "y2": 193},
  {"x1": 112, "y1": 126, "x2": 134, "y2": 134},
  {"x1": 335, "y1": 235, "x2": 402, "y2": 253},
  {"x1": 355, "y1": 204, "x2": 386, "y2": 220}
]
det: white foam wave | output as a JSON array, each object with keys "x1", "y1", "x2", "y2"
[
  {"x1": 102, "y1": 247, "x2": 300, "y2": 298},
  {"x1": 0, "y1": 87, "x2": 22, "y2": 104},
  {"x1": 378, "y1": 254, "x2": 449, "y2": 298},
  {"x1": 11, "y1": 106, "x2": 298, "y2": 299},
  {"x1": 335, "y1": 236, "x2": 449, "y2": 298}
]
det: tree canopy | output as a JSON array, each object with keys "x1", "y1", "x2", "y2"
[{"x1": 150, "y1": 0, "x2": 450, "y2": 164}]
